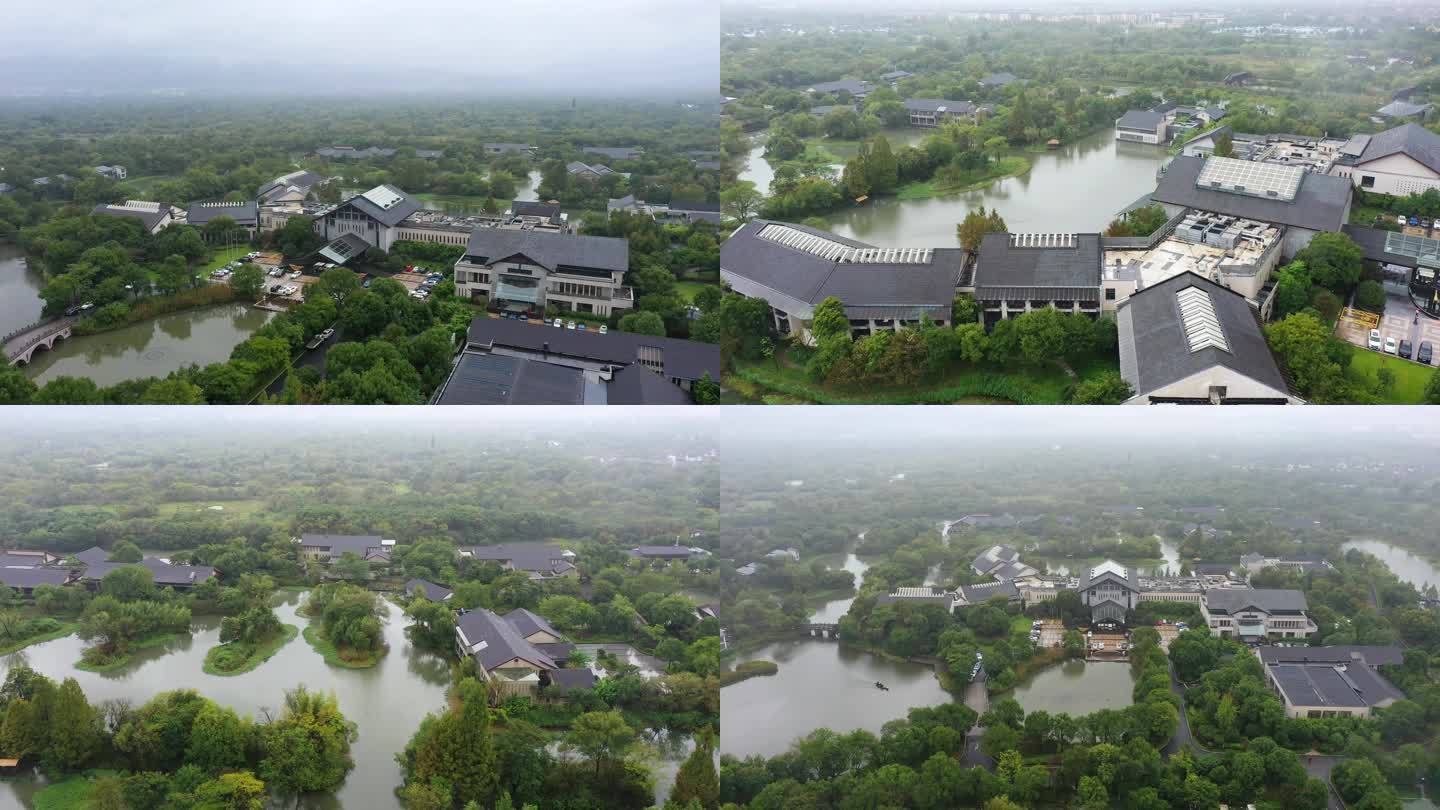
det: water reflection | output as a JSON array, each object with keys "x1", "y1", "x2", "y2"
[
  {"x1": 22, "y1": 303, "x2": 275, "y2": 388},
  {"x1": 0, "y1": 244, "x2": 47, "y2": 336},
  {"x1": 1009, "y1": 660, "x2": 1136, "y2": 715},
  {"x1": 721, "y1": 640, "x2": 952, "y2": 759},
  {"x1": 1344, "y1": 539, "x2": 1440, "y2": 591}
]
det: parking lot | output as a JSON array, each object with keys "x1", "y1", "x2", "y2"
[
  {"x1": 1156, "y1": 623, "x2": 1180, "y2": 652},
  {"x1": 1337, "y1": 290, "x2": 1440, "y2": 366},
  {"x1": 1036, "y1": 619, "x2": 1065, "y2": 649}
]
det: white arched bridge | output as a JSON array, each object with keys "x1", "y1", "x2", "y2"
[{"x1": 3, "y1": 318, "x2": 76, "y2": 366}]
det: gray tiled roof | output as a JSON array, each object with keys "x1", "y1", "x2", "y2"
[
  {"x1": 1269, "y1": 660, "x2": 1403, "y2": 708},
  {"x1": 1377, "y1": 100, "x2": 1433, "y2": 119},
  {"x1": 1117, "y1": 109, "x2": 1165, "y2": 131},
  {"x1": 960, "y1": 580, "x2": 1020, "y2": 603},
  {"x1": 581, "y1": 146, "x2": 644, "y2": 161},
  {"x1": 549, "y1": 668, "x2": 597, "y2": 692},
  {"x1": 1258, "y1": 645, "x2": 1403, "y2": 667},
  {"x1": 631, "y1": 545, "x2": 693, "y2": 559},
  {"x1": 1116, "y1": 271, "x2": 1290, "y2": 400},
  {"x1": 505, "y1": 608, "x2": 561, "y2": 640},
  {"x1": 72, "y1": 547, "x2": 110, "y2": 566},
  {"x1": 464, "y1": 228, "x2": 627, "y2": 274},
  {"x1": 81, "y1": 557, "x2": 216, "y2": 586},
  {"x1": 607, "y1": 364, "x2": 693, "y2": 405},
  {"x1": 974, "y1": 232, "x2": 1102, "y2": 299},
  {"x1": 337, "y1": 185, "x2": 423, "y2": 228},
  {"x1": 1151, "y1": 156, "x2": 1351, "y2": 233},
  {"x1": 455, "y1": 608, "x2": 556, "y2": 672},
  {"x1": 91, "y1": 203, "x2": 169, "y2": 232},
  {"x1": 465, "y1": 543, "x2": 574, "y2": 575},
  {"x1": 904, "y1": 98, "x2": 979, "y2": 114},
  {"x1": 720, "y1": 219, "x2": 962, "y2": 318},
  {"x1": 1354, "y1": 123, "x2": 1440, "y2": 174},
  {"x1": 434, "y1": 352, "x2": 588, "y2": 406},
  {"x1": 464, "y1": 318, "x2": 720, "y2": 384},
  {"x1": 1205, "y1": 587, "x2": 1308, "y2": 615},
  {"x1": 980, "y1": 72, "x2": 1018, "y2": 87},
  {"x1": 806, "y1": 79, "x2": 871, "y2": 96},
  {"x1": 509, "y1": 200, "x2": 563, "y2": 223},
  {"x1": 404, "y1": 579, "x2": 452, "y2": 601},
  {"x1": 0, "y1": 568, "x2": 73, "y2": 589},
  {"x1": 300, "y1": 534, "x2": 390, "y2": 556}
]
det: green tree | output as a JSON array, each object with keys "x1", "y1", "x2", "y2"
[
  {"x1": 1266, "y1": 312, "x2": 1346, "y2": 402},
  {"x1": 1213, "y1": 131, "x2": 1234, "y2": 158},
  {"x1": 231, "y1": 265, "x2": 265, "y2": 301},
  {"x1": 108, "y1": 541, "x2": 143, "y2": 562},
  {"x1": 563, "y1": 710, "x2": 637, "y2": 775},
  {"x1": 0, "y1": 367, "x2": 37, "y2": 405},
  {"x1": 185, "y1": 703, "x2": 250, "y2": 771},
  {"x1": 140, "y1": 378, "x2": 207, "y2": 405},
  {"x1": 721, "y1": 181, "x2": 763, "y2": 221},
  {"x1": 411, "y1": 679, "x2": 499, "y2": 806},
  {"x1": 671, "y1": 731, "x2": 719, "y2": 809},
  {"x1": 312, "y1": 268, "x2": 362, "y2": 309},
  {"x1": 1295, "y1": 232, "x2": 1363, "y2": 293},
  {"x1": 47, "y1": 678, "x2": 100, "y2": 769},
  {"x1": 618, "y1": 310, "x2": 667, "y2": 336},
  {"x1": 1072, "y1": 371, "x2": 1133, "y2": 404},
  {"x1": 810, "y1": 296, "x2": 850, "y2": 342},
  {"x1": 259, "y1": 686, "x2": 357, "y2": 794}
]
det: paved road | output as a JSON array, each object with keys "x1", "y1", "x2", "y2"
[
  {"x1": 1303, "y1": 755, "x2": 1347, "y2": 810},
  {"x1": 1162, "y1": 661, "x2": 1201, "y2": 757},
  {"x1": 962, "y1": 670, "x2": 994, "y2": 769}
]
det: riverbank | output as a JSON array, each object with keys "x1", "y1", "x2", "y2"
[
  {"x1": 896, "y1": 156, "x2": 1033, "y2": 200},
  {"x1": 202, "y1": 623, "x2": 299, "y2": 676},
  {"x1": 75, "y1": 630, "x2": 190, "y2": 673},
  {"x1": 72, "y1": 284, "x2": 238, "y2": 337},
  {"x1": 0, "y1": 621, "x2": 78, "y2": 656},
  {"x1": 720, "y1": 659, "x2": 779, "y2": 687},
  {"x1": 302, "y1": 624, "x2": 389, "y2": 669}
]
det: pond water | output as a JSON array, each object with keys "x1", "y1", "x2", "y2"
[
  {"x1": 0, "y1": 591, "x2": 688, "y2": 808},
  {"x1": 416, "y1": 171, "x2": 545, "y2": 214},
  {"x1": 740, "y1": 127, "x2": 1170, "y2": 247},
  {"x1": 1344, "y1": 539, "x2": 1440, "y2": 591},
  {"x1": 1008, "y1": 660, "x2": 1136, "y2": 716},
  {"x1": 0, "y1": 244, "x2": 47, "y2": 337},
  {"x1": 720, "y1": 640, "x2": 953, "y2": 759},
  {"x1": 0, "y1": 591, "x2": 449, "y2": 809},
  {"x1": 21, "y1": 303, "x2": 275, "y2": 388}
]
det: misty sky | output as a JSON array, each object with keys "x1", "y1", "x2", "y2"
[{"x1": 2, "y1": 0, "x2": 718, "y2": 99}]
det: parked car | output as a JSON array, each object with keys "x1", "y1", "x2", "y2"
[
  {"x1": 317, "y1": 328, "x2": 335, "y2": 342},
  {"x1": 63, "y1": 305, "x2": 81, "y2": 316},
  {"x1": 1369, "y1": 329, "x2": 1383, "y2": 350},
  {"x1": 1400, "y1": 339, "x2": 1413, "y2": 359},
  {"x1": 566, "y1": 320, "x2": 577, "y2": 330},
  {"x1": 362, "y1": 278, "x2": 372, "y2": 288},
  {"x1": 269, "y1": 268, "x2": 283, "y2": 277},
  {"x1": 1410, "y1": 216, "x2": 1420, "y2": 226},
  {"x1": 599, "y1": 325, "x2": 608, "y2": 334},
  {"x1": 553, "y1": 318, "x2": 564, "y2": 327},
  {"x1": 1420, "y1": 341, "x2": 1434, "y2": 365},
  {"x1": 269, "y1": 284, "x2": 282, "y2": 294},
  {"x1": 410, "y1": 290, "x2": 428, "y2": 299},
  {"x1": 287, "y1": 271, "x2": 301, "y2": 280},
  {"x1": 427, "y1": 273, "x2": 443, "y2": 282},
  {"x1": 1385, "y1": 336, "x2": 1398, "y2": 354},
  {"x1": 78, "y1": 302, "x2": 94, "y2": 311}
]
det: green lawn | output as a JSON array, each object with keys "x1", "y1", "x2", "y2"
[
  {"x1": 154, "y1": 499, "x2": 269, "y2": 518},
  {"x1": 1346, "y1": 350, "x2": 1436, "y2": 403},
  {"x1": 675, "y1": 280, "x2": 718, "y2": 303},
  {"x1": 0, "y1": 621, "x2": 77, "y2": 655},
  {"x1": 119, "y1": 174, "x2": 178, "y2": 195},
  {"x1": 32, "y1": 770, "x2": 120, "y2": 810},
  {"x1": 727, "y1": 346, "x2": 1117, "y2": 405},
  {"x1": 200, "y1": 246, "x2": 253, "y2": 273}
]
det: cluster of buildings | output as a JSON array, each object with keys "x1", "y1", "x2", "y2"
[
  {"x1": 725, "y1": 135, "x2": 1430, "y2": 402},
  {"x1": 0, "y1": 546, "x2": 215, "y2": 593},
  {"x1": 1115, "y1": 102, "x2": 1227, "y2": 146},
  {"x1": 433, "y1": 318, "x2": 720, "y2": 405},
  {"x1": 881, "y1": 545, "x2": 1322, "y2": 643}
]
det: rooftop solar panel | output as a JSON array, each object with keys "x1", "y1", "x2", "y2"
[
  {"x1": 757, "y1": 223, "x2": 932, "y2": 264},
  {"x1": 1196, "y1": 156, "x2": 1303, "y2": 202},
  {"x1": 1176, "y1": 286, "x2": 1230, "y2": 353},
  {"x1": 361, "y1": 185, "x2": 405, "y2": 210}
]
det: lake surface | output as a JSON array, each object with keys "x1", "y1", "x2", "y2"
[
  {"x1": 720, "y1": 640, "x2": 953, "y2": 759},
  {"x1": 740, "y1": 127, "x2": 1170, "y2": 247},
  {"x1": 0, "y1": 244, "x2": 47, "y2": 337},
  {"x1": 1009, "y1": 660, "x2": 1136, "y2": 716},
  {"x1": 1038, "y1": 539, "x2": 1182, "y2": 578},
  {"x1": 0, "y1": 591, "x2": 689, "y2": 808},
  {"x1": 21, "y1": 303, "x2": 275, "y2": 388},
  {"x1": 0, "y1": 591, "x2": 449, "y2": 809},
  {"x1": 1344, "y1": 539, "x2": 1440, "y2": 591}
]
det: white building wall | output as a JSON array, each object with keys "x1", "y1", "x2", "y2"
[
  {"x1": 1346, "y1": 152, "x2": 1440, "y2": 196},
  {"x1": 1125, "y1": 366, "x2": 1297, "y2": 404}
]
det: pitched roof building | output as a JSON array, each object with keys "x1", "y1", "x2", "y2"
[
  {"x1": 297, "y1": 534, "x2": 395, "y2": 562},
  {"x1": 461, "y1": 543, "x2": 577, "y2": 579},
  {"x1": 91, "y1": 200, "x2": 174, "y2": 235},
  {"x1": 720, "y1": 219, "x2": 963, "y2": 343},
  {"x1": 1202, "y1": 587, "x2": 1316, "y2": 641},
  {"x1": 1332, "y1": 123, "x2": 1440, "y2": 196},
  {"x1": 1257, "y1": 645, "x2": 1404, "y2": 718},
  {"x1": 1116, "y1": 271, "x2": 1297, "y2": 404},
  {"x1": 973, "y1": 232, "x2": 1103, "y2": 327}
]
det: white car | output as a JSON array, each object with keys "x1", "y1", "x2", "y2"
[
  {"x1": 553, "y1": 318, "x2": 564, "y2": 327},
  {"x1": 566, "y1": 320, "x2": 577, "y2": 330},
  {"x1": 410, "y1": 290, "x2": 428, "y2": 299},
  {"x1": 1384, "y1": 336, "x2": 1398, "y2": 354},
  {"x1": 288, "y1": 271, "x2": 301, "y2": 280},
  {"x1": 599, "y1": 325, "x2": 608, "y2": 334},
  {"x1": 1369, "y1": 329, "x2": 1383, "y2": 350}
]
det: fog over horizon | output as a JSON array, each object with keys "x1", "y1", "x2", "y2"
[{"x1": 1, "y1": 0, "x2": 718, "y2": 99}]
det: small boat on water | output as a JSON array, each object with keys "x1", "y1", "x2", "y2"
[{"x1": 874, "y1": 681, "x2": 889, "y2": 691}]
